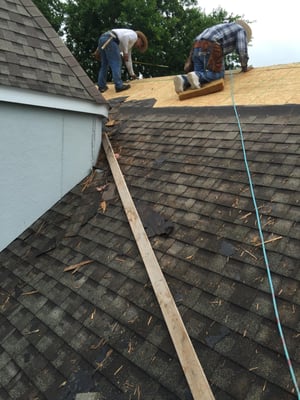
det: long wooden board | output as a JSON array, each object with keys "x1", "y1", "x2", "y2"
[
  {"x1": 102, "y1": 133, "x2": 215, "y2": 400},
  {"x1": 178, "y1": 79, "x2": 224, "y2": 100}
]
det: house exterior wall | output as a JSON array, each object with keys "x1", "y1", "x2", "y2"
[{"x1": 0, "y1": 102, "x2": 102, "y2": 251}]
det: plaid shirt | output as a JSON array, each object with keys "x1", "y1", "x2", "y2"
[{"x1": 195, "y1": 22, "x2": 249, "y2": 66}]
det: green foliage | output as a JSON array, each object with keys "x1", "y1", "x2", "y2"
[
  {"x1": 32, "y1": 0, "x2": 65, "y2": 34},
  {"x1": 34, "y1": 0, "x2": 245, "y2": 82}
]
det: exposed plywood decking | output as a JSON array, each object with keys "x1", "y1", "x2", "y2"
[{"x1": 101, "y1": 63, "x2": 300, "y2": 107}]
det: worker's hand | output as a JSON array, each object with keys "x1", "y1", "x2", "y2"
[{"x1": 130, "y1": 74, "x2": 137, "y2": 80}]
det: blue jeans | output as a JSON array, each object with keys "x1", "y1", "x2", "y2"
[
  {"x1": 97, "y1": 33, "x2": 123, "y2": 90},
  {"x1": 192, "y1": 47, "x2": 224, "y2": 83}
]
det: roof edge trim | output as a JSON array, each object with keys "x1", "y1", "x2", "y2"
[{"x1": 0, "y1": 86, "x2": 109, "y2": 118}]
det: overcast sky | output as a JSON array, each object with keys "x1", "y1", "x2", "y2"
[{"x1": 198, "y1": 0, "x2": 300, "y2": 67}]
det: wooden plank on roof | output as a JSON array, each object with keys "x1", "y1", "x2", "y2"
[
  {"x1": 178, "y1": 79, "x2": 224, "y2": 100},
  {"x1": 102, "y1": 132, "x2": 215, "y2": 400}
]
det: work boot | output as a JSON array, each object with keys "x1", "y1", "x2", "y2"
[
  {"x1": 98, "y1": 86, "x2": 108, "y2": 93},
  {"x1": 187, "y1": 72, "x2": 200, "y2": 89},
  {"x1": 173, "y1": 75, "x2": 185, "y2": 93},
  {"x1": 116, "y1": 84, "x2": 131, "y2": 93}
]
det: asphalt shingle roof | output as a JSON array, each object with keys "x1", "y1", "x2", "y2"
[
  {"x1": 1, "y1": 1, "x2": 300, "y2": 399},
  {"x1": 1, "y1": 98, "x2": 299, "y2": 399},
  {"x1": 0, "y1": 0, "x2": 105, "y2": 104}
]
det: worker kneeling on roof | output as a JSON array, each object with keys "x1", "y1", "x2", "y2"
[
  {"x1": 97, "y1": 29, "x2": 148, "y2": 94},
  {"x1": 174, "y1": 20, "x2": 252, "y2": 93}
]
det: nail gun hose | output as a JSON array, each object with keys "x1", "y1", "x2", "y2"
[{"x1": 229, "y1": 69, "x2": 300, "y2": 399}]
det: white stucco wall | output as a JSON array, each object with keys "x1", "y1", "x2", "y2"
[{"x1": 0, "y1": 102, "x2": 103, "y2": 251}]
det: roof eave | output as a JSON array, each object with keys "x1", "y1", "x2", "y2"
[{"x1": 0, "y1": 86, "x2": 109, "y2": 118}]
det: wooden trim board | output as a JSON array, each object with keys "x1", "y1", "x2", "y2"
[
  {"x1": 178, "y1": 79, "x2": 224, "y2": 100},
  {"x1": 102, "y1": 133, "x2": 215, "y2": 400}
]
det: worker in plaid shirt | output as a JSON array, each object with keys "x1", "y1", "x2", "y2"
[{"x1": 174, "y1": 20, "x2": 252, "y2": 93}]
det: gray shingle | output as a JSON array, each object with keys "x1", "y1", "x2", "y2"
[
  {"x1": 1, "y1": 102, "x2": 299, "y2": 399},
  {"x1": 1, "y1": 2, "x2": 300, "y2": 399},
  {"x1": 0, "y1": 0, "x2": 106, "y2": 104}
]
